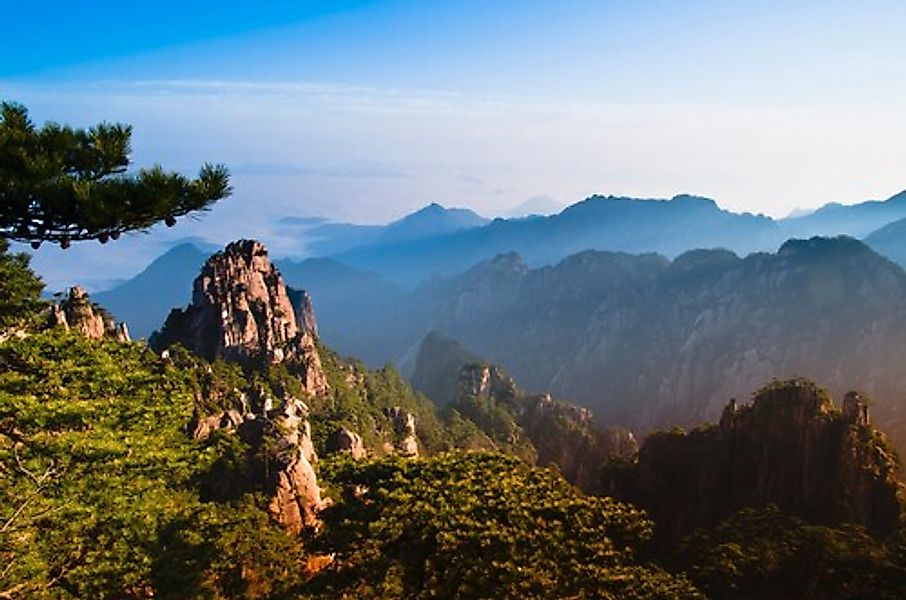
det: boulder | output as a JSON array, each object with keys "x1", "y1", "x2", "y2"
[{"x1": 326, "y1": 427, "x2": 366, "y2": 459}]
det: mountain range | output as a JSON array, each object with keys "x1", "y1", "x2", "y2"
[
  {"x1": 94, "y1": 189, "x2": 906, "y2": 345},
  {"x1": 89, "y1": 190, "x2": 906, "y2": 457},
  {"x1": 298, "y1": 202, "x2": 490, "y2": 257},
  {"x1": 390, "y1": 237, "x2": 906, "y2": 452}
]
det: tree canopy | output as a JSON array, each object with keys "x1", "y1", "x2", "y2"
[
  {"x1": 0, "y1": 101, "x2": 230, "y2": 248},
  {"x1": 0, "y1": 239, "x2": 44, "y2": 330},
  {"x1": 306, "y1": 452, "x2": 701, "y2": 599}
]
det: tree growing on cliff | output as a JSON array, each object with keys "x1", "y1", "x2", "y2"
[{"x1": 0, "y1": 101, "x2": 230, "y2": 249}]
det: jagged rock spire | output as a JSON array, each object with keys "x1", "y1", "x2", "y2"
[
  {"x1": 151, "y1": 239, "x2": 328, "y2": 395},
  {"x1": 50, "y1": 286, "x2": 130, "y2": 341}
]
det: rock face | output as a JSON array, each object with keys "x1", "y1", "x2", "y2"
[
  {"x1": 262, "y1": 399, "x2": 326, "y2": 533},
  {"x1": 326, "y1": 427, "x2": 366, "y2": 459},
  {"x1": 519, "y1": 392, "x2": 638, "y2": 491},
  {"x1": 295, "y1": 290, "x2": 319, "y2": 338},
  {"x1": 385, "y1": 407, "x2": 419, "y2": 457},
  {"x1": 151, "y1": 240, "x2": 328, "y2": 396},
  {"x1": 197, "y1": 393, "x2": 329, "y2": 534},
  {"x1": 606, "y1": 379, "x2": 902, "y2": 542},
  {"x1": 459, "y1": 363, "x2": 518, "y2": 400},
  {"x1": 456, "y1": 362, "x2": 638, "y2": 491},
  {"x1": 50, "y1": 286, "x2": 130, "y2": 341}
]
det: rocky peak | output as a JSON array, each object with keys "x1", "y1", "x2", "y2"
[
  {"x1": 295, "y1": 290, "x2": 319, "y2": 338},
  {"x1": 610, "y1": 379, "x2": 902, "y2": 542},
  {"x1": 151, "y1": 239, "x2": 328, "y2": 396},
  {"x1": 49, "y1": 286, "x2": 130, "y2": 342},
  {"x1": 843, "y1": 391, "x2": 870, "y2": 426},
  {"x1": 326, "y1": 427, "x2": 366, "y2": 459}
]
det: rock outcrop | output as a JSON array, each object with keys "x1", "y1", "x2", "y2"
[
  {"x1": 49, "y1": 286, "x2": 130, "y2": 341},
  {"x1": 197, "y1": 393, "x2": 329, "y2": 534},
  {"x1": 385, "y1": 407, "x2": 419, "y2": 457},
  {"x1": 326, "y1": 427, "x2": 366, "y2": 459},
  {"x1": 606, "y1": 379, "x2": 903, "y2": 542},
  {"x1": 459, "y1": 363, "x2": 518, "y2": 400},
  {"x1": 457, "y1": 362, "x2": 638, "y2": 491},
  {"x1": 161, "y1": 240, "x2": 333, "y2": 533},
  {"x1": 151, "y1": 240, "x2": 328, "y2": 396},
  {"x1": 295, "y1": 290, "x2": 319, "y2": 338},
  {"x1": 262, "y1": 398, "x2": 327, "y2": 533},
  {"x1": 519, "y1": 392, "x2": 638, "y2": 491}
]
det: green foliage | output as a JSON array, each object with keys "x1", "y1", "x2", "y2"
[
  {"x1": 441, "y1": 408, "x2": 497, "y2": 451},
  {"x1": 678, "y1": 505, "x2": 906, "y2": 599},
  {"x1": 0, "y1": 238, "x2": 45, "y2": 330},
  {"x1": 305, "y1": 452, "x2": 700, "y2": 599},
  {"x1": 152, "y1": 497, "x2": 308, "y2": 599},
  {"x1": 313, "y1": 346, "x2": 450, "y2": 456},
  {"x1": 450, "y1": 393, "x2": 537, "y2": 463},
  {"x1": 0, "y1": 330, "x2": 304, "y2": 598},
  {"x1": 0, "y1": 101, "x2": 230, "y2": 246}
]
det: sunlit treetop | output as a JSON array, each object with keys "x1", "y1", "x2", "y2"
[{"x1": 0, "y1": 101, "x2": 231, "y2": 249}]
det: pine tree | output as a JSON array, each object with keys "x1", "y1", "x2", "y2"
[
  {"x1": 0, "y1": 238, "x2": 44, "y2": 329},
  {"x1": 0, "y1": 101, "x2": 231, "y2": 249}
]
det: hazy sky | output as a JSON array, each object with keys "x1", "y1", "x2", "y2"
[{"x1": 4, "y1": 1, "x2": 906, "y2": 290}]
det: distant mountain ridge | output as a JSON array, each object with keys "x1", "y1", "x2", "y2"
[
  {"x1": 779, "y1": 189, "x2": 906, "y2": 239},
  {"x1": 93, "y1": 243, "x2": 210, "y2": 338},
  {"x1": 314, "y1": 189, "x2": 906, "y2": 286},
  {"x1": 864, "y1": 216, "x2": 906, "y2": 269},
  {"x1": 303, "y1": 202, "x2": 489, "y2": 256},
  {"x1": 277, "y1": 236, "x2": 906, "y2": 455},
  {"x1": 332, "y1": 194, "x2": 784, "y2": 285}
]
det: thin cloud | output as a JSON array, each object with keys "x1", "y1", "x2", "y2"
[{"x1": 232, "y1": 161, "x2": 408, "y2": 179}]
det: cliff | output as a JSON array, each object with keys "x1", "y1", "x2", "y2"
[
  {"x1": 151, "y1": 239, "x2": 328, "y2": 396},
  {"x1": 605, "y1": 379, "x2": 903, "y2": 542}
]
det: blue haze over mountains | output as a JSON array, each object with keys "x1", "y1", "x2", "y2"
[
  {"x1": 95, "y1": 189, "x2": 906, "y2": 342},
  {"x1": 91, "y1": 188, "x2": 906, "y2": 453}
]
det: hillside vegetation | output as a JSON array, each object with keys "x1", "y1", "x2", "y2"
[{"x1": 5, "y1": 239, "x2": 906, "y2": 599}]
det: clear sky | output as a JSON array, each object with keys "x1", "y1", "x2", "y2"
[{"x1": 4, "y1": 1, "x2": 906, "y2": 289}]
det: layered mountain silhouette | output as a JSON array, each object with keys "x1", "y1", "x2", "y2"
[
  {"x1": 95, "y1": 191, "x2": 906, "y2": 340},
  {"x1": 865, "y1": 216, "x2": 906, "y2": 269},
  {"x1": 780, "y1": 190, "x2": 906, "y2": 239},
  {"x1": 302, "y1": 202, "x2": 489, "y2": 256},
  {"x1": 333, "y1": 194, "x2": 782, "y2": 285},
  {"x1": 413, "y1": 237, "x2": 906, "y2": 452},
  {"x1": 93, "y1": 243, "x2": 210, "y2": 338}
]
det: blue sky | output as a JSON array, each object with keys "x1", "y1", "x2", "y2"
[{"x1": 4, "y1": 1, "x2": 906, "y2": 289}]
